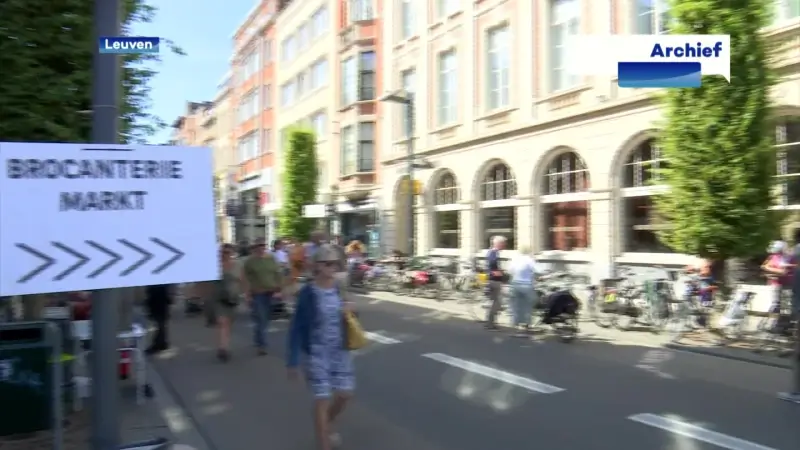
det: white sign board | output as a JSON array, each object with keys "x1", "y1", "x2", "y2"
[
  {"x1": 303, "y1": 204, "x2": 327, "y2": 218},
  {"x1": 0, "y1": 142, "x2": 219, "y2": 296}
]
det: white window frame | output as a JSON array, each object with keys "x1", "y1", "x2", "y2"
[
  {"x1": 296, "y1": 70, "x2": 308, "y2": 97},
  {"x1": 437, "y1": 0, "x2": 459, "y2": 19},
  {"x1": 341, "y1": 56, "x2": 358, "y2": 106},
  {"x1": 774, "y1": 119, "x2": 800, "y2": 209},
  {"x1": 400, "y1": 0, "x2": 413, "y2": 39},
  {"x1": 349, "y1": 0, "x2": 375, "y2": 22},
  {"x1": 280, "y1": 82, "x2": 295, "y2": 107},
  {"x1": 311, "y1": 58, "x2": 328, "y2": 89},
  {"x1": 774, "y1": 0, "x2": 800, "y2": 23},
  {"x1": 550, "y1": 0, "x2": 581, "y2": 93},
  {"x1": 437, "y1": 50, "x2": 457, "y2": 126},
  {"x1": 297, "y1": 22, "x2": 308, "y2": 49},
  {"x1": 340, "y1": 126, "x2": 357, "y2": 176},
  {"x1": 634, "y1": 0, "x2": 670, "y2": 35},
  {"x1": 486, "y1": 25, "x2": 510, "y2": 111},
  {"x1": 359, "y1": 51, "x2": 376, "y2": 101},
  {"x1": 312, "y1": 6, "x2": 329, "y2": 39},
  {"x1": 400, "y1": 68, "x2": 415, "y2": 137},
  {"x1": 281, "y1": 34, "x2": 296, "y2": 62},
  {"x1": 310, "y1": 111, "x2": 327, "y2": 140},
  {"x1": 357, "y1": 122, "x2": 375, "y2": 172}
]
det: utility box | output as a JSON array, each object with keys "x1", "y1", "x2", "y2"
[{"x1": 0, "y1": 321, "x2": 60, "y2": 436}]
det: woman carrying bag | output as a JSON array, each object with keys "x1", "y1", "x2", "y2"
[{"x1": 286, "y1": 244, "x2": 366, "y2": 450}]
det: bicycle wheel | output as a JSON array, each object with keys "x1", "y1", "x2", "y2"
[
  {"x1": 468, "y1": 289, "x2": 489, "y2": 322},
  {"x1": 554, "y1": 313, "x2": 579, "y2": 343},
  {"x1": 752, "y1": 316, "x2": 778, "y2": 353},
  {"x1": 594, "y1": 293, "x2": 618, "y2": 328},
  {"x1": 667, "y1": 302, "x2": 691, "y2": 343}
]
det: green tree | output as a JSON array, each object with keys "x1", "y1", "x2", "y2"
[
  {"x1": 0, "y1": 0, "x2": 181, "y2": 322},
  {"x1": 0, "y1": 0, "x2": 183, "y2": 144},
  {"x1": 279, "y1": 126, "x2": 319, "y2": 241},
  {"x1": 654, "y1": 0, "x2": 778, "y2": 276}
]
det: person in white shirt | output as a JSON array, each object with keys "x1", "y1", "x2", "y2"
[
  {"x1": 508, "y1": 246, "x2": 538, "y2": 336},
  {"x1": 272, "y1": 239, "x2": 289, "y2": 266}
]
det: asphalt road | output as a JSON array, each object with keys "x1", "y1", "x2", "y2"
[{"x1": 153, "y1": 295, "x2": 800, "y2": 450}]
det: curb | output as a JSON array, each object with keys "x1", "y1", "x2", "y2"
[
  {"x1": 360, "y1": 290, "x2": 796, "y2": 368},
  {"x1": 664, "y1": 343, "x2": 792, "y2": 370},
  {"x1": 146, "y1": 365, "x2": 215, "y2": 450}
]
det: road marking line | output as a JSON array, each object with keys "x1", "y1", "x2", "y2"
[
  {"x1": 364, "y1": 331, "x2": 401, "y2": 344},
  {"x1": 628, "y1": 413, "x2": 778, "y2": 450},
  {"x1": 422, "y1": 353, "x2": 565, "y2": 394}
]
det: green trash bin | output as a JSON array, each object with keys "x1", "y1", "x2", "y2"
[{"x1": 0, "y1": 321, "x2": 60, "y2": 436}]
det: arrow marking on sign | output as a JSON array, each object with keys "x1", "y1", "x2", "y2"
[
  {"x1": 86, "y1": 240, "x2": 122, "y2": 278},
  {"x1": 52, "y1": 242, "x2": 90, "y2": 281},
  {"x1": 151, "y1": 238, "x2": 185, "y2": 274},
  {"x1": 119, "y1": 239, "x2": 153, "y2": 276},
  {"x1": 16, "y1": 243, "x2": 56, "y2": 283}
]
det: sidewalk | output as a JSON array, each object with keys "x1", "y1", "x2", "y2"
[
  {"x1": 358, "y1": 289, "x2": 794, "y2": 369},
  {"x1": 148, "y1": 314, "x2": 444, "y2": 450},
  {"x1": 0, "y1": 379, "x2": 182, "y2": 450}
]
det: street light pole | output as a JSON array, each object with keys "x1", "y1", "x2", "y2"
[
  {"x1": 405, "y1": 94, "x2": 415, "y2": 257},
  {"x1": 90, "y1": 0, "x2": 122, "y2": 448},
  {"x1": 247, "y1": 194, "x2": 257, "y2": 242},
  {"x1": 381, "y1": 90, "x2": 422, "y2": 257}
]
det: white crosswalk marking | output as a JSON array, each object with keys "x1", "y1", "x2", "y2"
[
  {"x1": 628, "y1": 413, "x2": 778, "y2": 450},
  {"x1": 422, "y1": 353, "x2": 565, "y2": 394},
  {"x1": 364, "y1": 331, "x2": 402, "y2": 344}
]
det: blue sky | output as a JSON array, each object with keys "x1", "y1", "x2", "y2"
[{"x1": 130, "y1": 0, "x2": 257, "y2": 143}]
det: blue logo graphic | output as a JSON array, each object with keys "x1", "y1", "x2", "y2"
[
  {"x1": 618, "y1": 62, "x2": 702, "y2": 88},
  {"x1": 98, "y1": 37, "x2": 160, "y2": 54}
]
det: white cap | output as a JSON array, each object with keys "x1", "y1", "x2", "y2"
[{"x1": 768, "y1": 240, "x2": 787, "y2": 254}]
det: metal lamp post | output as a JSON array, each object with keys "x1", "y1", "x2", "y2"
[
  {"x1": 380, "y1": 90, "x2": 416, "y2": 256},
  {"x1": 327, "y1": 184, "x2": 339, "y2": 238},
  {"x1": 246, "y1": 193, "x2": 257, "y2": 242}
]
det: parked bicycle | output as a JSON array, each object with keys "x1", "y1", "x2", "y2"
[{"x1": 591, "y1": 268, "x2": 671, "y2": 333}]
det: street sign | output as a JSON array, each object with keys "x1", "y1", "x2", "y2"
[
  {"x1": 0, "y1": 142, "x2": 219, "y2": 296},
  {"x1": 303, "y1": 204, "x2": 328, "y2": 218}
]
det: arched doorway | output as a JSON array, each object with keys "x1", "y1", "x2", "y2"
[
  {"x1": 478, "y1": 162, "x2": 517, "y2": 249},
  {"x1": 540, "y1": 150, "x2": 590, "y2": 251},
  {"x1": 392, "y1": 175, "x2": 416, "y2": 254},
  {"x1": 621, "y1": 138, "x2": 672, "y2": 253}
]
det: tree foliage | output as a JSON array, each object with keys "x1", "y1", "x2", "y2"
[
  {"x1": 279, "y1": 127, "x2": 319, "y2": 241},
  {"x1": 0, "y1": 0, "x2": 183, "y2": 144},
  {"x1": 654, "y1": 0, "x2": 778, "y2": 261}
]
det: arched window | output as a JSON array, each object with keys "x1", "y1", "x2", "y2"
[
  {"x1": 622, "y1": 138, "x2": 672, "y2": 253},
  {"x1": 775, "y1": 117, "x2": 800, "y2": 208},
  {"x1": 480, "y1": 163, "x2": 517, "y2": 249},
  {"x1": 541, "y1": 151, "x2": 590, "y2": 250},
  {"x1": 433, "y1": 172, "x2": 460, "y2": 249}
]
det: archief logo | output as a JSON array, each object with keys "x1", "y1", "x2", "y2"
[{"x1": 567, "y1": 34, "x2": 731, "y2": 89}]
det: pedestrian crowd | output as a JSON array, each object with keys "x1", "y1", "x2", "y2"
[{"x1": 197, "y1": 230, "x2": 363, "y2": 450}]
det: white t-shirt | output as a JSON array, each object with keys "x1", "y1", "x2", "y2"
[
  {"x1": 509, "y1": 254, "x2": 537, "y2": 284},
  {"x1": 272, "y1": 249, "x2": 289, "y2": 265}
]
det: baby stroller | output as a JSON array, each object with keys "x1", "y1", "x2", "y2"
[{"x1": 535, "y1": 288, "x2": 581, "y2": 342}]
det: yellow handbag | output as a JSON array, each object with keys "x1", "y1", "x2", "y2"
[{"x1": 343, "y1": 311, "x2": 368, "y2": 350}]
